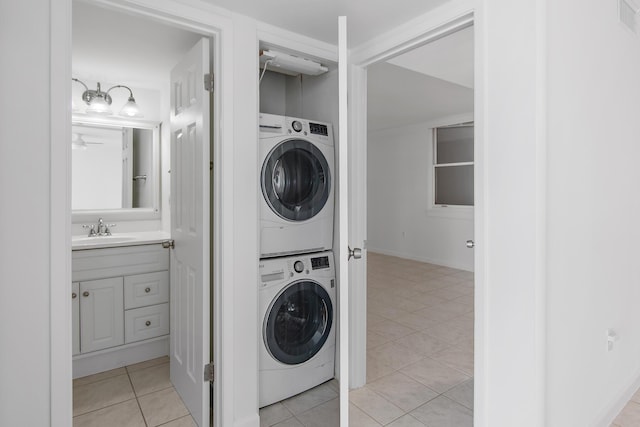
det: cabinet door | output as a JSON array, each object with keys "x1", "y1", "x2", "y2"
[
  {"x1": 72, "y1": 282, "x2": 80, "y2": 355},
  {"x1": 80, "y1": 277, "x2": 124, "y2": 353}
]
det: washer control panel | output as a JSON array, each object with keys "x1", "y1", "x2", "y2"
[{"x1": 291, "y1": 120, "x2": 303, "y2": 132}]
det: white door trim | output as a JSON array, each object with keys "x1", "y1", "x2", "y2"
[
  {"x1": 50, "y1": 1, "x2": 234, "y2": 426},
  {"x1": 348, "y1": 0, "x2": 548, "y2": 425},
  {"x1": 50, "y1": 1, "x2": 72, "y2": 425},
  {"x1": 337, "y1": 16, "x2": 350, "y2": 426},
  {"x1": 347, "y1": 1, "x2": 475, "y2": 387}
]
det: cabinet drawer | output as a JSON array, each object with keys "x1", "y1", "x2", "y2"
[
  {"x1": 125, "y1": 303, "x2": 169, "y2": 344},
  {"x1": 124, "y1": 271, "x2": 169, "y2": 309}
]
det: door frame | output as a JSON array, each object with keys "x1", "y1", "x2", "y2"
[
  {"x1": 50, "y1": 1, "x2": 234, "y2": 426},
  {"x1": 347, "y1": 0, "x2": 484, "y2": 416}
]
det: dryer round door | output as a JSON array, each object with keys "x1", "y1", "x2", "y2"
[
  {"x1": 262, "y1": 139, "x2": 331, "y2": 222},
  {"x1": 264, "y1": 280, "x2": 333, "y2": 365}
]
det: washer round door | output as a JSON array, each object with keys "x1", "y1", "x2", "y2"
[
  {"x1": 264, "y1": 280, "x2": 333, "y2": 365},
  {"x1": 262, "y1": 139, "x2": 331, "y2": 222}
]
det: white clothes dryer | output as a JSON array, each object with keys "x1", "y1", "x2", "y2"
[
  {"x1": 259, "y1": 251, "x2": 336, "y2": 408},
  {"x1": 259, "y1": 113, "x2": 335, "y2": 258}
]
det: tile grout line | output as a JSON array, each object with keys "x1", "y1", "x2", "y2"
[
  {"x1": 72, "y1": 397, "x2": 139, "y2": 419},
  {"x1": 126, "y1": 367, "x2": 149, "y2": 427}
]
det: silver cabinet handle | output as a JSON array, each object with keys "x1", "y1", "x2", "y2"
[
  {"x1": 145, "y1": 287, "x2": 151, "y2": 293},
  {"x1": 348, "y1": 246, "x2": 362, "y2": 261},
  {"x1": 82, "y1": 291, "x2": 90, "y2": 297},
  {"x1": 72, "y1": 292, "x2": 77, "y2": 299},
  {"x1": 145, "y1": 321, "x2": 151, "y2": 326},
  {"x1": 466, "y1": 240, "x2": 475, "y2": 248}
]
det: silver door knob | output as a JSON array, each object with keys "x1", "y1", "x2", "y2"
[
  {"x1": 145, "y1": 321, "x2": 151, "y2": 326},
  {"x1": 145, "y1": 287, "x2": 151, "y2": 293},
  {"x1": 348, "y1": 246, "x2": 362, "y2": 260},
  {"x1": 72, "y1": 292, "x2": 77, "y2": 299},
  {"x1": 82, "y1": 291, "x2": 90, "y2": 297},
  {"x1": 466, "y1": 240, "x2": 475, "y2": 248}
]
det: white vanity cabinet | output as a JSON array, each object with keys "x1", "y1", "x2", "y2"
[{"x1": 72, "y1": 243, "x2": 170, "y2": 378}]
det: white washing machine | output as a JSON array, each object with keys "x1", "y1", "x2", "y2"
[
  {"x1": 259, "y1": 251, "x2": 336, "y2": 408},
  {"x1": 259, "y1": 113, "x2": 335, "y2": 258}
]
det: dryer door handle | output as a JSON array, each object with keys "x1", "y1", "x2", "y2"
[{"x1": 348, "y1": 246, "x2": 362, "y2": 261}]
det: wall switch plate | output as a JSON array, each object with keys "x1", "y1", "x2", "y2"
[{"x1": 607, "y1": 329, "x2": 619, "y2": 351}]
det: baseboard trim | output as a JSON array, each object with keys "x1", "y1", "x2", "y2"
[
  {"x1": 73, "y1": 336, "x2": 169, "y2": 378},
  {"x1": 596, "y1": 369, "x2": 640, "y2": 426}
]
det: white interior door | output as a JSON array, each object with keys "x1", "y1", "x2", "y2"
[
  {"x1": 337, "y1": 16, "x2": 351, "y2": 427},
  {"x1": 170, "y1": 37, "x2": 210, "y2": 427}
]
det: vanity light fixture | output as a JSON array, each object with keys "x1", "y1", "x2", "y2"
[
  {"x1": 72, "y1": 78, "x2": 143, "y2": 118},
  {"x1": 259, "y1": 50, "x2": 328, "y2": 77}
]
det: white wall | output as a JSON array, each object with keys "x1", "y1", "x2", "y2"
[
  {"x1": 259, "y1": 70, "x2": 287, "y2": 115},
  {"x1": 367, "y1": 122, "x2": 474, "y2": 271},
  {"x1": 0, "y1": 1, "x2": 56, "y2": 425},
  {"x1": 545, "y1": 1, "x2": 640, "y2": 425},
  {"x1": 231, "y1": 14, "x2": 261, "y2": 427},
  {"x1": 477, "y1": 0, "x2": 546, "y2": 424}
]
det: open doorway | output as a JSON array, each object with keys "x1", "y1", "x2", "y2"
[
  {"x1": 352, "y1": 25, "x2": 476, "y2": 424},
  {"x1": 70, "y1": 2, "x2": 216, "y2": 426}
]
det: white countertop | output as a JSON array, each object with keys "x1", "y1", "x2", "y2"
[{"x1": 71, "y1": 230, "x2": 171, "y2": 250}]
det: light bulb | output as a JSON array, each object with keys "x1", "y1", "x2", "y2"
[
  {"x1": 119, "y1": 97, "x2": 143, "y2": 118},
  {"x1": 86, "y1": 95, "x2": 112, "y2": 115}
]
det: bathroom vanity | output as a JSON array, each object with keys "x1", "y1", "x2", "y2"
[{"x1": 71, "y1": 232, "x2": 171, "y2": 378}]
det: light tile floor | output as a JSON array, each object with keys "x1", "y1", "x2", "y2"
[
  {"x1": 73, "y1": 252, "x2": 640, "y2": 426},
  {"x1": 73, "y1": 356, "x2": 196, "y2": 427},
  {"x1": 611, "y1": 387, "x2": 640, "y2": 426},
  {"x1": 260, "y1": 252, "x2": 475, "y2": 426}
]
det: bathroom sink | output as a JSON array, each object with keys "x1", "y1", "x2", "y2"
[
  {"x1": 72, "y1": 234, "x2": 138, "y2": 246},
  {"x1": 71, "y1": 231, "x2": 171, "y2": 250}
]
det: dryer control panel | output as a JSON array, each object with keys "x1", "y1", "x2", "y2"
[{"x1": 259, "y1": 251, "x2": 334, "y2": 289}]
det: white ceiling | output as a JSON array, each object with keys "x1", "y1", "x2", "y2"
[
  {"x1": 367, "y1": 24, "x2": 474, "y2": 132},
  {"x1": 367, "y1": 62, "x2": 473, "y2": 132},
  {"x1": 72, "y1": 1, "x2": 202, "y2": 90},
  {"x1": 387, "y1": 25, "x2": 474, "y2": 89},
  {"x1": 202, "y1": 0, "x2": 450, "y2": 46}
]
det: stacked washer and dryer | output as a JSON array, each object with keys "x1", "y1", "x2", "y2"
[{"x1": 258, "y1": 113, "x2": 337, "y2": 407}]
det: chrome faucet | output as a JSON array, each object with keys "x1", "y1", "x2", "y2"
[
  {"x1": 97, "y1": 218, "x2": 107, "y2": 235},
  {"x1": 82, "y1": 218, "x2": 116, "y2": 237},
  {"x1": 82, "y1": 224, "x2": 97, "y2": 237}
]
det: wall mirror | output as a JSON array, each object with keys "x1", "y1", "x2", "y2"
[{"x1": 72, "y1": 115, "x2": 161, "y2": 222}]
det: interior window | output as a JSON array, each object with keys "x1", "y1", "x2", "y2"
[{"x1": 433, "y1": 123, "x2": 474, "y2": 206}]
